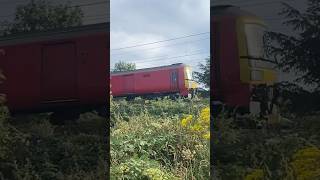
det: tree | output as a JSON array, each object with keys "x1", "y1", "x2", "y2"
[
  {"x1": 112, "y1": 61, "x2": 136, "y2": 72},
  {"x1": 193, "y1": 57, "x2": 210, "y2": 88},
  {"x1": 1, "y1": 0, "x2": 83, "y2": 35},
  {"x1": 265, "y1": 0, "x2": 320, "y2": 90}
]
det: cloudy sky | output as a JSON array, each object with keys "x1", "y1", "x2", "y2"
[
  {"x1": 212, "y1": 0, "x2": 307, "y2": 34},
  {"x1": 110, "y1": 0, "x2": 210, "y2": 71}
]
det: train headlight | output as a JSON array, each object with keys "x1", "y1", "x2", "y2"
[{"x1": 251, "y1": 70, "x2": 263, "y2": 81}]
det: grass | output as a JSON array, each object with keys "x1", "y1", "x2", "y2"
[
  {"x1": 110, "y1": 97, "x2": 210, "y2": 179},
  {"x1": 212, "y1": 111, "x2": 320, "y2": 179},
  {"x1": 0, "y1": 97, "x2": 210, "y2": 180},
  {"x1": 1, "y1": 94, "x2": 319, "y2": 179},
  {"x1": 0, "y1": 106, "x2": 107, "y2": 180}
]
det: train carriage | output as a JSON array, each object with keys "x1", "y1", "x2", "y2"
[
  {"x1": 111, "y1": 63, "x2": 198, "y2": 99},
  {"x1": 211, "y1": 5, "x2": 278, "y2": 115},
  {"x1": 0, "y1": 23, "x2": 109, "y2": 116}
]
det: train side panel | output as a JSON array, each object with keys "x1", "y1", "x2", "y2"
[
  {"x1": 212, "y1": 15, "x2": 250, "y2": 107},
  {"x1": 77, "y1": 33, "x2": 109, "y2": 105},
  {"x1": 178, "y1": 67, "x2": 189, "y2": 96},
  {"x1": 0, "y1": 26, "x2": 109, "y2": 113},
  {"x1": 111, "y1": 65, "x2": 189, "y2": 97},
  {"x1": 110, "y1": 75, "x2": 125, "y2": 96},
  {"x1": 1, "y1": 43, "x2": 42, "y2": 110},
  {"x1": 134, "y1": 68, "x2": 177, "y2": 94}
]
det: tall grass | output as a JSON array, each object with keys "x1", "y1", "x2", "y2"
[
  {"x1": 0, "y1": 107, "x2": 108, "y2": 180},
  {"x1": 110, "y1": 98, "x2": 210, "y2": 179}
]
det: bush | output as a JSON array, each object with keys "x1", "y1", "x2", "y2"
[
  {"x1": 0, "y1": 108, "x2": 107, "y2": 179},
  {"x1": 111, "y1": 98, "x2": 210, "y2": 179}
]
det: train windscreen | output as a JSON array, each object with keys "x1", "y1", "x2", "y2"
[
  {"x1": 185, "y1": 67, "x2": 192, "y2": 80},
  {"x1": 245, "y1": 24, "x2": 274, "y2": 69}
]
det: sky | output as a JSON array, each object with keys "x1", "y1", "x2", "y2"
[
  {"x1": 110, "y1": 0, "x2": 210, "y2": 72},
  {"x1": 212, "y1": 0, "x2": 308, "y2": 37}
]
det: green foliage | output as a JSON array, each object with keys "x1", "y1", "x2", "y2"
[
  {"x1": 265, "y1": 0, "x2": 320, "y2": 88},
  {"x1": 111, "y1": 97, "x2": 208, "y2": 122},
  {"x1": 111, "y1": 98, "x2": 210, "y2": 179},
  {"x1": 288, "y1": 147, "x2": 320, "y2": 179},
  {"x1": 212, "y1": 107, "x2": 320, "y2": 179},
  {"x1": 111, "y1": 156, "x2": 178, "y2": 180},
  {"x1": 112, "y1": 61, "x2": 136, "y2": 72},
  {"x1": 0, "y1": 111, "x2": 107, "y2": 179},
  {"x1": 193, "y1": 57, "x2": 210, "y2": 88},
  {"x1": 1, "y1": 0, "x2": 83, "y2": 35},
  {"x1": 275, "y1": 82, "x2": 320, "y2": 115}
]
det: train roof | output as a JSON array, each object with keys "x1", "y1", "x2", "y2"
[
  {"x1": 211, "y1": 5, "x2": 257, "y2": 18},
  {"x1": 0, "y1": 22, "x2": 109, "y2": 46},
  {"x1": 111, "y1": 63, "x2": 188, "y2": 76}
]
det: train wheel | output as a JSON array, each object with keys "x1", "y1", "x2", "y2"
[
  {"x1": 126, "y1": 96, "x2": 135, "y2": 101},
  {"x1": 169, "y1": 95, "x2": 175, "y2": 100}
]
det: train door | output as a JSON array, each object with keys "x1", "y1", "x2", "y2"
[
  {"x1": 41, "y1": 43, "x2": 77, "y2": 102},
  {"x1": 170, "y1": 70, "x2": 179, "y2": 91},
  {"x1": 123, "y1": 74, "x2": 135, "y2": 94},
  {"x1": 212, "y1": 22, "x2": 222, "y2": 100}
]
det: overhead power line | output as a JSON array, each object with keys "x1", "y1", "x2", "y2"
[
  {"x1": 125, "y1": 51, "x2": 209, "y2": 64},
  {"x1": 136, "y1": 58, "x2": 207, "y2": 65},
  {"x1": 111, "y1": 37, "x2": 209, "y2": 56},
  {"x1": 122, "y1": 49, "x2": 204, "y2": 62},
  {"x1": 111, "y1": 32, "x2": 210, "y2": 51}
]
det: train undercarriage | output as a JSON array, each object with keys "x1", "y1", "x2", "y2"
[{"x1": 212, "y1": 84, "x2": 280, "y2": 120}]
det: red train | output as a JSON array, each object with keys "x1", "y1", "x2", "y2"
[
  {"x1": 211, "y1": 5, "x2": 277, "y2": 115},
  {"x1": 110, "y1": 63, "x2": 198, "y2": 99},
  {"x1": 0, "y1": 23, "x2": 109, "y2": 117}
]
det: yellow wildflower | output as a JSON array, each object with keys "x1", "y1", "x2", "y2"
[
  {"x1": 119, "y1": 165, "x2": 129, "y2": 173},
  {"x1": 202, "y1": 132, "x2": 210, "y2": 140},
  {"x1": 190, "y1": 124, "x2": 203, "y2": 132},
  {"x1": 290, "y1": 147, "x2": 320, "y2": 180},
  {"x1": 199, "y1": 107, "x2": 210, "y2": 125},
  {"x1": 180, "y1": 108, "x2": 210, "y2": 140},
  {"x1": 180, "y1": 115, "x2": 193, "y2": 127}
]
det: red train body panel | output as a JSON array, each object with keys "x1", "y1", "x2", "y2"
[
  {"x1": 0, "y1": 23, "x2": 109, "y2": 113},
  {"x1": 111, "y1": 64, "x2": 195, "y2": 98},
  {"x1": 211, "y1": 10, "x2": 251, "y2": 107}
]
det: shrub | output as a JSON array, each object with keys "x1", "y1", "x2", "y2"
[
  {"x1": 288, "y1": 147, "x2": 320, "y2": 179},
  {"x1": 111, "y1": 98, "x2": 210, "y2": 179}
]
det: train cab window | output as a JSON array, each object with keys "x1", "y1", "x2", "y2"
[
  {"x1": 185, "y1": 67, "x2": 192, "y2": 80},
  {"x1": 245, "y1": 24, "x2": 265, "y2": 58},
  {"x1": 245, "y1": 24, "x2": 274, "y2": 69}
]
